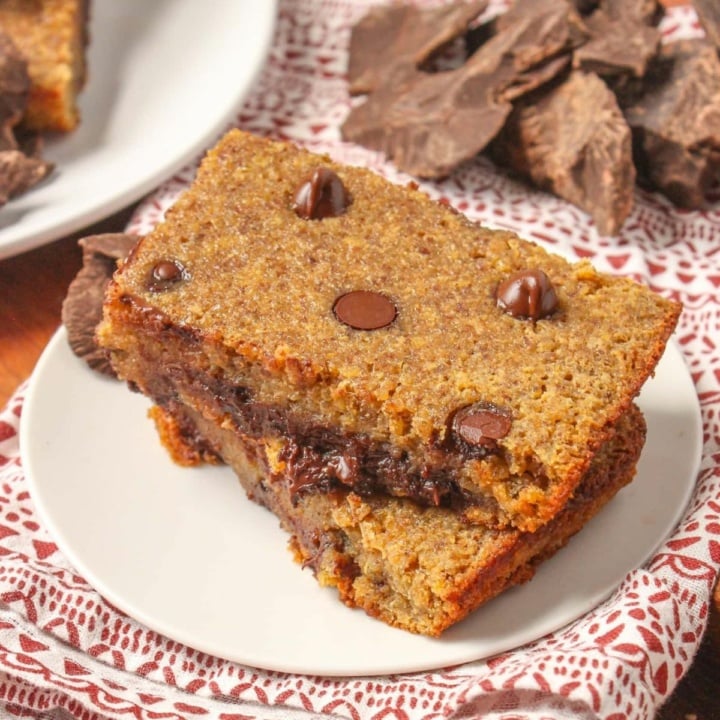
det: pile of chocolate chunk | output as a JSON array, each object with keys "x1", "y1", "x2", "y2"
[
  {"x1": 0, "y1": 32, "x2": 52, "y2": 209},
  {"x1": 343, "y1": 0, "x2": 720, "y2": 235}
]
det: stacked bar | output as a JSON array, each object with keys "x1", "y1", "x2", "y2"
[{"x1": 98, "y1": 131, "x2": 680, "y2": 636}]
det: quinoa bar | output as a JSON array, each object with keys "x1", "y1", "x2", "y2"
[
  {"x1": 97, "y1": 130, "x2": 678, "y2": 633},
  {"x1": 99, "y1": 130, "x2": 678, "y2": 526}
]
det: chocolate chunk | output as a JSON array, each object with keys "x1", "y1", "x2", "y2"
[
  {"x1": 694, "y1": 0, "x2": 720, "y2": 51},
  {"x1": 494, "y1": 0, "x2": 587, "y2": 48},
  {"x1": 293, "y1": 167, "x2": 350, "y2": 220},
  {"x1": 598, "y1": 0, "x2": 663, "y2": 25},
  {"x1": 80, "y1": 232, "x2": 139, "y2": 260},
  {"x1": 0, "y1": 149, "x2": 53, "y2": 205},
  {"x1": 348, "y1": 0, "x2": 488, "y2": 96},
  {"x1": 452, "y1": 402, "x2": 512, "y2": 449},
  {"x1": 573, "y1": 9, "x2": 660, "y2": 80},
  {"x1": 622, "y1": 39, "x2": 720, "y2": 209},
  {"x1": 333, "y1": 290, "x2": 397, "y2": 330},
  {"x1": 342, "y1": 59, "x2": 513, "y2": 179},
  {"x1": 491, "y1": 70, "x2": 635, "y2": 236},
  {"x1": 572, "y1": 0, "x2": 599, "y2": 14},
  {"x1": 62, "y1": 233, "x2": 139, "y2": 376},
  {"x1": 496, "y1": 269, "x2": 558, "y2": 321},
  {"x1": 148, "y1": 259, "x2": 188, "y2": 292},
  {"x1": 15, "y1": 129, "x2": 45, "y2": 159},
  {"x1": 342, "y1": 0, "x2": 583, "y2": 178}
]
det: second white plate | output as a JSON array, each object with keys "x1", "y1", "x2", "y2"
[
  {"x1": 21, "y1": 329, "x2": 701, "y2": 677},
  {"x1": 0, "y1": 0, "x2": 276, "y2": 259}
]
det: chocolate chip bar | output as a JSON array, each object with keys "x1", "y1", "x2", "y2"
[
  {"x1": 98, "y1": 130, "x2": 679, "y2": 634},
  {"x1": 0, "y1": 0, "x2": 90, "y2": 133}
]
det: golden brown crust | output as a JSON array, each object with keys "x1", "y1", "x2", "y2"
[
  {"x1": 0, "y1": 0, "x2": 89, "y2": 132},
  {"x1": 99, "y1": 130, "x2": 680, "y2": 531}
]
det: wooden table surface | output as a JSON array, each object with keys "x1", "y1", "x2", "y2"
[{"x1": 0, "y1": 206, "x2": 718, "y2": 718}]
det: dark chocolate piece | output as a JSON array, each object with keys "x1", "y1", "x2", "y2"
[
  {"x1": 496, "y1": 269, "x2": 558, "y2": 320},
  {"x1": 694, "y1": 0, "x2": 720, "y2": 51},
  {"x1": 622, "y1": 39, "x2": 720, "y2": 209},
  {"x1": 0, "y1": 149, "x2": 53, "y2": 205},
  {"x1": 573, "y1": 0, "x2": 599, "y2": 15},
  {"x1": 149, "y1": 259, "x2": 188, "y2": 292},
  {"x1": 491, "y1": 70, "x2": 635, "y2": 236},
  {"x1": 348, "y1": 0, "x2": 488, "y2": 95},
  {"x1": 333, "y1": 290, "x2": 397, "y2": 330},
  {"x1": 342, "y1": 0, "x2": 582, "y2": 178},
  {"x1": 293, "y1": 167, "x2": 350, "y2": 219},
  {"x1": 62, "y1": 233, "x2": 139, "y2": 376},
  {"x1": 573, "y1": 8, "x2": 660, "y2": 80},
  {"x1": 15, "y1": 129, "x2": 45, "y2": 159},
  {"x1": 598, "y1": 0, "x2": 663, "y2": 25}
]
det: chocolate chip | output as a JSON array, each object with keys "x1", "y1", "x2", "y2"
[
  {"x1": 293, "y1": 167, "x2": 350, "y2": 219},
  {"x1": 452, "y1": 402, "x2": 512, "y2": 448},
  {"x1": 148, "y1": 259, "x2": 188, "y2": 292},
  {"x1": 496, "y1": 269, "x2": 558, "y2": 321},
  {"x1": 333, "y1": 290, "x2": 397, "y2": 330}
]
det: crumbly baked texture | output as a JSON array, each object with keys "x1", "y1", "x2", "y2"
[
  {"x1": 147, "y1": 398, "x2": 646, "y2": 636},
  {"x1": 99, "y1": 129, "x2": 679, "y2": 533},
  {"x1": 0, "y1": 0, "x2": 89, "y2": 132}
]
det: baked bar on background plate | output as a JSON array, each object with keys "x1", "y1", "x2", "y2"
[{"x1": 0, "y1": 0, "x2": 90, "y2": 132}]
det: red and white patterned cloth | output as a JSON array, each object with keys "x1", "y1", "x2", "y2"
[{"x1": 1, "y1": 1, "x2": 719, "y2": 718}]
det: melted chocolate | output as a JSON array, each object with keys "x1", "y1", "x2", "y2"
[{"x1": 143, "y1": 361, "x2": 490, "y2": 509}]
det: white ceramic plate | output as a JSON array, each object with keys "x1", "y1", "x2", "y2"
[
  {"x1": 0, "y1": 0, "x2": 276, "y2": 260},
  {"x1": 21, "y1": 329, "x2": 701, "y2": 677}
]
